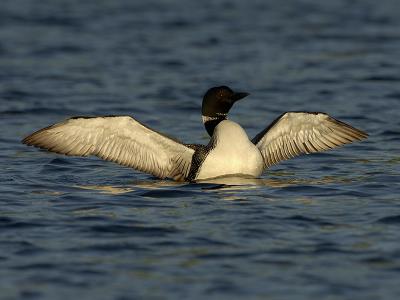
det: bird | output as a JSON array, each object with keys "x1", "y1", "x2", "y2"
[{"x1": 22, "y1": 86, "x2": 368, "y2": 182}]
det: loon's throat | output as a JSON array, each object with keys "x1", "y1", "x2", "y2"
[{"x1": 202, "y1": 115, "x2": 226, "y2": 136}]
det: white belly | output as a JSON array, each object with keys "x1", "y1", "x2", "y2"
[{"x1": 195, "y1": 120, "x2": 264, "y2": 180}]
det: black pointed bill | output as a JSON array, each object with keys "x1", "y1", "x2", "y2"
[{"x1": 231, "y1": 92, "x2": 250, "y2": 102}]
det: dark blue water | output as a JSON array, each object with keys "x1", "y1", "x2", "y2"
[{"x1": 1, "y1": 0, "x2": 400, "y2": 299}]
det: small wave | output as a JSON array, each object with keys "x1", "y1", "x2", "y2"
[
  {"x1": 31, "y1": 45, "x2": 88, "y2": 56},
  {"x1": 361, "y1": 256, "x2": 393, "y2": 265},
  {"x1": 251, "y1": 258, "x2": 295, "y2": 266},
  {"x1": 189, "y1": 237, "x2": 232, "y2": 246},
  {"x1": 87, "y1": 224, "x2": 180, "y2": 236},
  {"x1": 381, "y1": 130, "x2": 400, "y2": 136},
  {"x1": 285, "y1": 215, "x2": 334, "y2": 227},
  {"x1": 313, "y1": 243, "x2": 354, "y2": 254},
  {"x1": 74, "y1": 215, "x2": 110, "y2": 222},
  {"x1": 384, "y1": 92, "x2": 400, "y2": 100},
  {"x1": 196, "y1": 251, "x2": 256, "y2": 259},
  {"x1": 1, "y1": 107, "x2": 79, "y2": 116},
  {"x1": 70, "y1": 242, "x2": 148, "y2": 252},
  {"x1": 362, "y1": 75, "x2": 400, "y2": 82},
  {"x1": 141, "y1": 189, "x2": 200, "y2": 198},
  {"x1": 0, "y1": 89, "x2": 47, "y2": 101},
  {"x1": 12, "y1": 263, "x2": 56, "y2": 271},
  {"x1": 377, "y1": 215, "x2": 400, "y2": 224},
  {"x1": 0, "y1": 217, "x2": 46, "y2": 229}
]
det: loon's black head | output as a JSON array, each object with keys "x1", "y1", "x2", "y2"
[{"x1": 201, "y1": 86, "x2": 249, "y2": 136}]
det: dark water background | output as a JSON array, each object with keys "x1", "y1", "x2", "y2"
[{"x1": 1, "y1": 0, "x2": 400, "y2": 299}]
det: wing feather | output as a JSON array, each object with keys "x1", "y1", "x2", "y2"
[
  {"x1": 252, "y1": 112, "x2": 368, "y2": 169},
  {"x1": 22, "y1": 116, "x2": 195, "y2": 181}
]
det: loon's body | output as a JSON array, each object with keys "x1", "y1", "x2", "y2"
[
  {"x1": 188, "y1": 120, "x2": 264, "y2": 181},
  {"x1": 22, "y1": 86, "x2": 368, "y2": 182}
]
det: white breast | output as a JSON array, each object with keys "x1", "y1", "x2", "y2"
[{"x1": 196, "y1": 120, "x2": 264, "y2": 180}]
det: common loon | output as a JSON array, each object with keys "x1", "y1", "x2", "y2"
[{"x1": 22, "y1": 86, "x2": 368, "y2": 182}]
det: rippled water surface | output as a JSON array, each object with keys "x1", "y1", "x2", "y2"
[{"x1": 1, "y1": 0, "x2": 400, "y2": 299}]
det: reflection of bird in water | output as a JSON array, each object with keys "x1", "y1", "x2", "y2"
[
  {"x1": 74, "y1": 175, "x2": 360, "y2": 197},
  {"x1": 23, "y1": 86, "x2": 367, "y2": 182}
]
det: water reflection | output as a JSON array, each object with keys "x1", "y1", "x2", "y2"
[
  {"x1": 198, "y1": 174, "x2": 362, "y2": 187},
  {"x1": 74, "y1": 174, "x2": 363, "y2": 195},
  {"x1": 75, "y1": 180, "x2": 186, "y2": 194},
  {"x1": 75, "y1": 185, "x2": 135, "y2": 194}
]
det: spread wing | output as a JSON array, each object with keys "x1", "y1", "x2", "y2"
[
  {"x1": 22, "y1": 116, "x2": 195, "y2": 181},
  {"x1": 252, "y1": 112, "x2": 368, "y2": 169}
]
